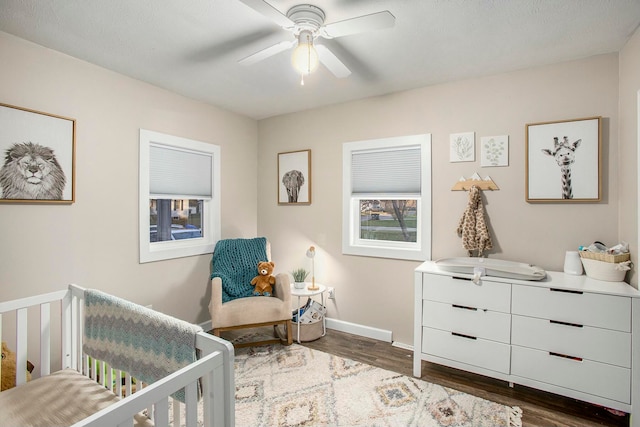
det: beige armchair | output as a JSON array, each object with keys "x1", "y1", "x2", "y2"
[{"x1": 209, "y1": 238, "x2": 292, "y2": 347}]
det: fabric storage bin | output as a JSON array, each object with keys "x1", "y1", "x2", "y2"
[
  {"x1": 581, "y1": 258, "x2": 627, "y2": 282},
  {"x1": 292, "y1": 319, "x2": 323, "y2": 342}
]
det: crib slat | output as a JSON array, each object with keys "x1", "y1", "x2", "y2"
[
  {"x1": 16, "y1": 307, "x2": 28, "y2": 386},
  {"x1": 61, "y1": 293, "x2": 72, "y2": 369},
  {"x1": 185, "y1": 382, "x2": 198, "y2": 427},
  {"x1": 124, "y1": 373, "x2": 132, "y2": 397},
  {"x1": 205, "y1": 361, "x2": 225, "y2": 427},
  {"x1": 93, "y1": 358, "x2": 99, "y2": 382},
  {"x1": 107, "y1": 363, "x2": 113, "y2": 391},
  {"x1": 77, "y1": 293, "x2": 85, "y2": 371},
  {"x1": 100, "y1": 361, "x2": 106, "y2": 387},
  {"x1": 142, "y1": 383, "x2": 153, "y2": 421},
  {"x1": 154, "y1": 398, "x2": 169, "y2": 426},
  {"x1": 115, "y1": 369, "x2": 123, "y2": 396},
  {"x1": 72, "y1": 294, "x2": 80, "y2": 370},
  {"x1": 172, "y1": 398, "x2": 181, "y2": 427},
  {"x1": 40, "y1": 302, "x2": 51, "y2": 376}
]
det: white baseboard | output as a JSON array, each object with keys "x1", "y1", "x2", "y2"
[
  {"x1": 200, "y1": 317, "x2": 414, "y2": 349},
  {"x1": 199, "y1": 320, "x2": 212, "y2": 331},
  {"x1": 391, "y1": 341, "x2": 414, "y2": 351},
  {"x1": 325, "y1": 317, "x2": 392, "y2": 343}
]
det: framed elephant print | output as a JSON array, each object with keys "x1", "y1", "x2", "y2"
[
  {"x1": 278, "y1": 149, "x2": 311, "y2": 205},
  {"x1": 526, "y1": 116, "x2": 601, "y2": 203}
]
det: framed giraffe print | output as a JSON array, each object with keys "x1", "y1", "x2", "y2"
[{"x1": 526, "y1": 116, "x2": 601, "y2": 203}]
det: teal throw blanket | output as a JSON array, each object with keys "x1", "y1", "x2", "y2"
[
  {"x1": 83, "y1": 289, "x2": 202, "y2": 402},
  {"x1": 210, "y1": 237, "x2": 269, "y2": 302}
]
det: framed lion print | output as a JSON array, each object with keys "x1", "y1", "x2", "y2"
[
  {"x1": 278, "y1": 149, "x2": 311, "y2": 205},
  {"x1": 0, "y1": 103, "x2": 76, "y2": 203}
]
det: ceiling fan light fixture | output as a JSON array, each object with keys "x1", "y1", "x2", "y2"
[{"x1": 291, "y1": 30, "x2": 319, "y2": 81}]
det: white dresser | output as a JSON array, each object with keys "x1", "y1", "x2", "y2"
[{"x1": 414, "y1": 261, "x2": 640, "y2": 425}]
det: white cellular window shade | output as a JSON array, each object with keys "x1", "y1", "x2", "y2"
[
  {"x1": 139, "y1": 129, "x2": 220, "y2": 264},
  {"x1": 351, "y1": 147, "x2": 421, "y2": 194},
  {"x1": 342, "y1": 134, "x2": 432, "y2": 261},
  {"x1": 150, "y1": 144, "x2": 212, "y2": 199}
]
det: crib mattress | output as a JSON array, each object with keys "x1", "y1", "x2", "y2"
[{"x1": 0, "y1": 368, "x2": 153, "y2": 427}]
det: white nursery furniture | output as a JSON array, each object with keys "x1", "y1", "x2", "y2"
[
  {"x1": 0, "y1": 284, "x2": 235, "y2": 427},
  {"x1": 414, "y1": 260, "x2": 640, "y2": 426}
]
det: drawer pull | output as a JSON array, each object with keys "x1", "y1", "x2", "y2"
[
  {"x1": 452, "y1": 304, "x2": 477, "y2": 311},
  {"x1": 550, "y1": 319, "x2": 583, "y2": 328},
  {"x1": 451, "y1": 332, "x2": 477, "y2": 340},
  {"x1": 452, "y1": 276, "x2": 472, "y2": 281},
  {"x1": 549, "y1": 351, "x2": 583, "y2": 362},
  {"x1": 550, "y1": 288, "x2": 584, "y2": 295}
]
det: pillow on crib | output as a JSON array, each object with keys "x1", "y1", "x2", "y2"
[
  {"x1": 210, "y1": 237, "x2": 269, "y2": 303},
  {"x1": 1, "y1": 341, "x2": 34, "y2": 391}
]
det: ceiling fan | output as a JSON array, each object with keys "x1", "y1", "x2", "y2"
[{"x1": 236, "y1": 0, "x2": 396, "y2": 83}]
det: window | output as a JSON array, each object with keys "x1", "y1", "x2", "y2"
[
  {"x1": 342, "y1": 134, "x2": 431, "y2": 261},
  {"x1": 139, "y1": 129, "x2": 220, "y2": 263}
]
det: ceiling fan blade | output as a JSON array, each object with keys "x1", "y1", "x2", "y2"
[
  {"x1": 321, "y1": 11, "x2": 395, "y2": 39},
  {"x1": 316, "y1": 44, "x2": 351, "y2": 78},
  {"x1": 236, "y1": 0, "x2": 294, "y2": 28},
  {"x1": 238, "y1": 40, "x2": 295, "y2": 65}
]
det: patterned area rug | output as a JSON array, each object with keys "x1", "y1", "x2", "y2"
[{"x1": 234, "y1": 343, "x2": 522, "y2": 427}]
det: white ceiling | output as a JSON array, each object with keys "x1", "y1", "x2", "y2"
[{"x1": 1, "y1": 0, "x2": 639, "y2": 120}]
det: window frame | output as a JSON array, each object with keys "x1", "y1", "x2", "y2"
[
  {"x1": 342, "y1": 134, "x2": 431, "y2": 261},
  {"x1": 139, "y1": 129, "x2": 220, "y2": 263}
]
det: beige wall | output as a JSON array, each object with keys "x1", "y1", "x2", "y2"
[
  {"x1": 0, "y1": 32, "x2": 258, "y2": 325},
  {"x1": 618, "y1": 28, "x2": 640, "y2": 285},
  {"x1": 258, "y1": 53, "x2": 622, "y2": 345},
  {"x1": 2, "y1": 26, "x2": 638, "y2": 349}
]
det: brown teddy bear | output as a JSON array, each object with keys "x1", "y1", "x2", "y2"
[
  {"x1": 1, "y1": 341, "x2": 34, "y2": 391},
  {"x1": 250, "y1": 261, "x2": 276, "y2": 296}
]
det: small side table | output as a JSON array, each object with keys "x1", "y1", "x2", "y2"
[{"x1": 290, "y1": 283, "x2": 327, "y2": 343}]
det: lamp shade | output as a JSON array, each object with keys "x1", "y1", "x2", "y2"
[
  {"x1": 291, "y1": 31, "x2": 319, "y2": 75},
  {"x1": 306, "y1": 246, "x2": 316, "y2": 258}
]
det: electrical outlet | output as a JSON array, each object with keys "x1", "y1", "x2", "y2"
[{"x1": 328, "y1": 287, "x2": 335, "y2": 299}]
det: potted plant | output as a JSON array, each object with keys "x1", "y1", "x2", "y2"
[{"x1": 291, "y1": 268, "x2": 309, "y2": 289}]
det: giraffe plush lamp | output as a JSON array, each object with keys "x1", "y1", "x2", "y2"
[{"x1": 306, "y1": 246, "x2": 318, "y2": 290}]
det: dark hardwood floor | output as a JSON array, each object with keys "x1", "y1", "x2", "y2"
[{"x1": 300, "y1": 329, "x2": 629, "y2": 427}]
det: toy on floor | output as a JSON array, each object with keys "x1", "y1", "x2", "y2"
[
  {"x1": 251, "y1": 261, "x2": 276, "y2": 296},
  {"x1": 1, "y1": 341, "x2": 34, "y2": 390}
]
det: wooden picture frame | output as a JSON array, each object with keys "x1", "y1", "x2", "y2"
[
  {"x1": 526, "y1": 116, "x2": 601, "y2": 203},
  {"x1": 278, "y1": 149, "x2": 311, "y2": 205},
  {"x1": 0, "y1": 103, "x2": 76, "y2": 203}
]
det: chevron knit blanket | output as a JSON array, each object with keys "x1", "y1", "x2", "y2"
[
  {"x1": 83, "y1": 289, "x2": 202, "y2": 402},
  {"x1": 210, "y1": 237, "x2": 269, "y2": 303}
]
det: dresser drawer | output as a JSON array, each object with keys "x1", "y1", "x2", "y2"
[
  {"x1": 512, "y1": 285, "x2": 630, "y2": 332},
  {"x1": 512, "y1": 315, "x2": 630, "y2": 368},
  {"x1": 423, "y1": 300, "x2": 510, "y2": 343},
  {"x1": 422, "y1": 327, "x2": 510, "y2": 374},
  {"x1": 423, "y1": 274, "x2": 510, "y2": 313},
  {"x1": 511, "y1": 345, "x2": 630, "y2": 404}
]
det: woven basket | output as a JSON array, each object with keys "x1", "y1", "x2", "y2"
[
  {"x1": 292, "y1": 319, "x2": 323, "y2": 342},
  {"x1": 581, "y1": 258, "x2": 628, "y2": 282},
  {"x1": 579, "y1": 251, "x2": 630, "y2": 263}
]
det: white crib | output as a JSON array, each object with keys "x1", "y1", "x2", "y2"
[{"x1": 0, "y1": 284, "x2": 235, "y2": 427}]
